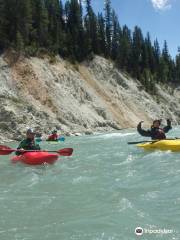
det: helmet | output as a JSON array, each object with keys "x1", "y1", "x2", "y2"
[{"x1": 27, "y1": 128, "x2": 36, "y2": 134}]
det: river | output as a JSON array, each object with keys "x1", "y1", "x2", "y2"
[{"x1": 0, "y1": 129, "x2": 179, "y2": 240}]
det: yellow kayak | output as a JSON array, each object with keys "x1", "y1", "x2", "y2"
[{"x1": 137, "y1": 139, "x2": 180, "y2": 151}]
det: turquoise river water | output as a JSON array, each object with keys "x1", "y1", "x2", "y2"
[{"x1": 0, "y1": 128, "x2": 180, "y2": 240}]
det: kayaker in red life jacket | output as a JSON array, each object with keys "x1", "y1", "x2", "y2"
[
  {"x1": 16, "y1": 128, "x2": 41, "y2": 155},
  {"x1": 137, "y1": 119, "x2": 172, "y2": 140},
  {"x1": 47, "y1": 130, "x2": 59, "y2": 141}
]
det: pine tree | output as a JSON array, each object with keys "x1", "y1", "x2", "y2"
[
  {"x1": 97, "y1": 13, "x2": 106, "y2": 56},
  {"x1": 154, "y1": 39, "x2": 161, "y2": 59},
  {"x1": 65, "y1": 0, "x2": 86, "y2": 61},
  {"x1": 116, "y1": 25, "x2": 132, "y2": 71},
  {"x1": 45, "y1": 0, "x2": 63, "y2": 53},
  {"x1": 31, "y1": 0, "x2": 49, "y2": 48},
  {"x1": 84, "y1": 0, "x2": 92, "y2": 54},
  {"x1": 111, "y1": 10, "x2": 120, "y2": 60},
  {"x1": 145, "y1": 33, "x2": 155, "y2": 73},
  {"x1": 162, "y1": 40, "x2": 170, "y2": 63},
  {"x1": 16, "y1": 31, "x2": 25, "y2": 52},
  {"x1": 161, "y1": 40, "x2": 174, "y2": 82},
  {"x1": 141, "y1": 68, "x2": 156, "y2": 94},
  {"x1": 104, "y1": 0, "x2": 112, "y2": 57},
  {"x1": 153, "y1": 39, "x2": 161, "y2": 76},
  {"x1": 0, "y1": 0, "x2": 8, "y2": 49},
  {"x1": 131, "y1": 26, "x2": 144, "y2": 78},
  {"x1": 175, "y1": 48, "x2": 180, "y2": 83},
  {"x1": 2, "y1": 0, "x2": 17, "y2": 44},
  {"x1": 84, "y1": 0, "x2": 99, "y2": 54},
  {"x1": 158, "y1": 56, "x2": 169, "y2": 83},
  {"x1": 1, "y1": 0, "x2": 32, "y2": 49},
  {"x1": 17, "y1": 0, "x2": 32, "y2": 46}
]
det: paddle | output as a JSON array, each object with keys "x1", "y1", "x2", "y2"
[
  {"x1": 128, "y1": 138, "x2": 178, "y2": 145},
  {"x1": 128, "y1": 140, "x2": 160, "y2": 144},
  {"x1": 0, "y1": 145, "x2": 73, "y2": 156}
]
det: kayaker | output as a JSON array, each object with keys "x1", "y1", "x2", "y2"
[
  {"x1": 47, "y1": 130, "x2": 59, "y2": 141},
  {"x1": 137, "y1": 119, "x2": 172, "y2": 140},
  {"x1": 16, "y1": 128, "x2": 41, "y2": 155}
]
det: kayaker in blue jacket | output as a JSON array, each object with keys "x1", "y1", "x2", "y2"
[
  {"x1": 16, "y1": 128, "x2": 41, "y2": 155},
  {"x1": 137, "y1": 119, "x2": 172, "y2": 140}
]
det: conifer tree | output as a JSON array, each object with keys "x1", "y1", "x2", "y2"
[
  {"x1": 0, "y1": 0, "x2": 7, "y2": 49},
  {"x1": 116, "y1": 25, "x2": 132, "y2": 71},
  {"x1": 162, "y1": 40, "x2": 170, "y2": 63},
  {"x1": 84, "y1": 0, "x2": 99, "y2": 54},
  {"x1": 17, "y1": 0, "x2": 32, "y2": 46},
  {"x1": 153, "y1": 39, "x2": 161, "y2": 76},
  {"x1": 97, "y1": 13, "x2": 106, "y2": 56},
  {"x1": 65, "y1": 0, "x2": 85, "y2": 61},
  {"x1": 161, "y1": 40, "x2": 174, "y2": 82},
  {"x1": 2, "y1": 0, "x2": 17, "y2": 44},
  {"x1": 145, "y1": 33, "x2": 155, "y2": 73},
  {"x1": 0, "y1": 0, "x2": 179, "y2": 89},
  {"x1": 175, "y1": 48, "x2": 180, "y2": 83},
  {"x1": 45, "y1": 0, "x2": 63, "y2": 53},
  {"x1": 111, "y1": 10, "x2": 120, "y2": 60},
  {"x1": 131, "y1": 26, "x2": 144, "y2": 78},
  {"x1": 104, "y1": 0, "x2": 112, "y2": 57},
  {"x1": 31, "y1": 0, "x2": 49, "y2": 48}
]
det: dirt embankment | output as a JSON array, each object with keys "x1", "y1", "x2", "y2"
[{"x1": 0, "y1": 52, "x2": 179, "y2": 141}]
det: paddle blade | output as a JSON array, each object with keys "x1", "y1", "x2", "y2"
[
  {"x1": 128, "y1": 141, "x2": 147, "y2": 145},
  {"x1": 0, "y1": 145, "x2": 15, "y2": 155},
  {"x1": 57, "y1": 148, "x2": 73, "y2": 156}
]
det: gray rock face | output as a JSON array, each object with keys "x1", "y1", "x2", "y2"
[{"x1": 0, "y1": 54, "x2": 179, "y2": 141}]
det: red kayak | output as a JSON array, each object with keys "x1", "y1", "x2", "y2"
[{"x1": 11, "y1": 152, "x2": 59, "y2": 165}]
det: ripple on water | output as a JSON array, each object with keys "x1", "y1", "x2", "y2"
[{"x1": 72, "y1": 176, "x2": 97, "y2": 185}]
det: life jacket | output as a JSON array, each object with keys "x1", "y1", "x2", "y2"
[
  {"x1": 48, "y1": 134, "x2": 58, "y2": 141},
  {"x1": 151, "y1": 127, "x2": 166, "y2": 140}
]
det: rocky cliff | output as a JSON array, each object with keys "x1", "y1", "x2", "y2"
[{"x1": 0, "y1": 52, "x2": 179, "y2": 141}]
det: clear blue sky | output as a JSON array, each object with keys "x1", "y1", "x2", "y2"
[{"x1": 63, "y1": 0, "x2": 180, "y2": 58}]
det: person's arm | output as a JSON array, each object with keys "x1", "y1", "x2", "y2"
[
  {"x1": 16, "y1": 140, "x2": 26, "y2": 155},
  {"x1": 163, "y1": 119, "x2": 172, "y2": 133},
  {"x1": 137, "y1": 121, "x2": 151, "y2": 137}
]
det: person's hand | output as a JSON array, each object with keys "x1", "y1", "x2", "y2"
[
  {"x1": 17, "y1": 148, "x2": 25, "y2": 153},
  {"x1": 138, "y1": 121, "x2": 144, "y2": 127}
]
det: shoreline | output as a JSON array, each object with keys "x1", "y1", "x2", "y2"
[{"x1": 0, "y1": 128, "x2": 136, "y2": 144}]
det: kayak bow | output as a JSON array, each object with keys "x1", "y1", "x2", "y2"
[
  {"x1": 11, "y1": 152, "x2": 59, "y2": 165},
  {"x1": 137, "y1": 139, "x2": 180, "y2": 151}
]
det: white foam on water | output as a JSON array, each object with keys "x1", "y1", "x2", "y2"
[
  {"x1": 112, "y1": 153, "x2": 135, "y2": 167},
  {"x1": 127, "y1": 169, "x2": 136, "y2": 177},
  {"x1": 27, "y1": 173, "x2": 40, "y2": 188},
  {"x1": 143, "y1": 191, "x2": 159, "y2": 200},
  {"x1": 72, "y1": 176, "x2": 96, "y2": 184},
  {"x1": 141, "y1": 150, "x2": 172, "y2": 160},
  {"x1": 93, "y1": 132, "x2": 136, "y2": 139},
  {"x1": 117, "y1": 198, "x2": 133, "y2": 212}
]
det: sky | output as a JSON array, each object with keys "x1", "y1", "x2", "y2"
[{"x1": 63, "y1": 0, "x2": 180, "y2": 58}]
